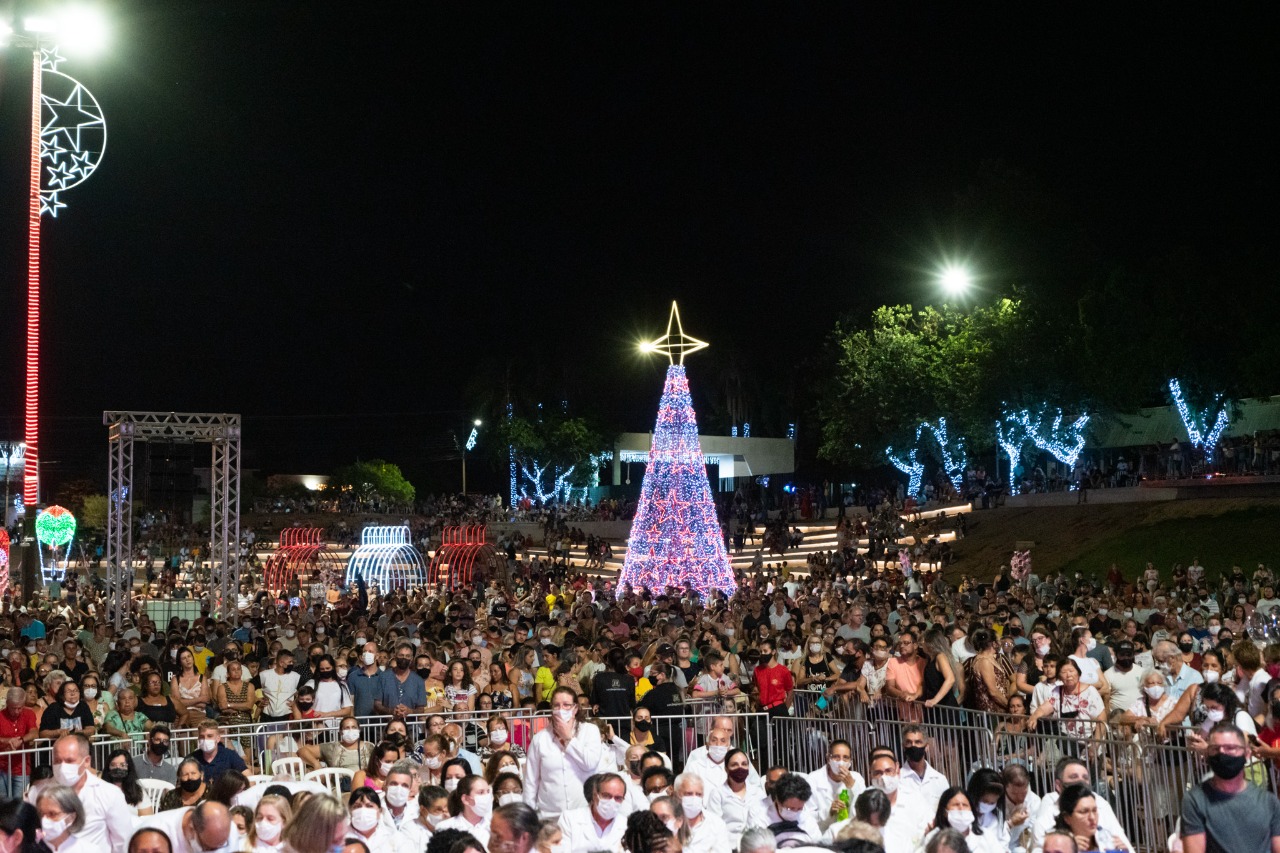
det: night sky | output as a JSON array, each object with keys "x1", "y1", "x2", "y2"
[{"x1": 0, "y1": 3, "x2": 1274, "y2": 494}]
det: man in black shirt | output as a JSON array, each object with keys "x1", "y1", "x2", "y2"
[{"x1": 591, "y1": 648, "x2": 636, "y2": 737}]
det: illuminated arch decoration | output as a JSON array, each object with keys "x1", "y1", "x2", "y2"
[
  {"x1": 429, "y1": 525, "x2": 498, "y2": 591},
  {"x1": 344, "y1": 525, "x2": 427, "y2": 594},
  {"x1": 264, "y1": 527, "x2": 343, "y2": 595},
  {"x1": 0, "y1": 529, "x2": 10, "y2": 597}
]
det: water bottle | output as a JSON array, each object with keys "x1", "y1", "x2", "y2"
[{"x1": 837, "y1": 787, "x2": 850, "y2": 821}]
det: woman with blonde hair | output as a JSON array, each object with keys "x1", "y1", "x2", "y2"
[
  {"x1": 250, "y1": 794, "x2": 293, "y2": 853},
  {"x1": 791, "y1": 634, "x2": 838, "y2": 692},
  {"x1": 281, "y1": 794, "x2": 347, "y2": 853}
]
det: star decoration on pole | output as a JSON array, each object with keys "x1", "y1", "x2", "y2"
[
  {"x1": 641, "y1": 301, "x2": 710, "y2": 365},
  {"x1": 37, "y1": 64, "x2": 107, "y2": 218}
]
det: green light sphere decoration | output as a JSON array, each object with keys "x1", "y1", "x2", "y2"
[{"x1": 36, "y1": 505, "x2": 77, "y2": 548}]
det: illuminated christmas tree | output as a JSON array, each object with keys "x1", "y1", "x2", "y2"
[{"x1": 619, "y1": 303, "x2": 737, "y2": 601}]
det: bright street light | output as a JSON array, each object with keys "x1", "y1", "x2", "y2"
[
  {"x1": 939, "y1": 264, "x2": 972, "y2": 296},
  {"x1": 474, "y1": 419, "x2": 482, "y2": 427}
]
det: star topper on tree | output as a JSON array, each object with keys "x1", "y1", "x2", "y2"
[{"x1": 640, "y1": 301, "x2": 710, "y2": 365}]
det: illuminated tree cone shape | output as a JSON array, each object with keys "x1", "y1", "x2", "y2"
[
  {"x1": 36, "y1": 504, "x2": 76, "y2": 547},
  {"x1": 618, "y1": 365, "x2": 737, "y2": 602}
]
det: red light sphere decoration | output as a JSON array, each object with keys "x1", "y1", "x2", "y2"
[{"x1": 618, "y1": 303, "x2": 736, "y2": 602}]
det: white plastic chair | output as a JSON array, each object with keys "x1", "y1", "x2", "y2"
[
  {"x1": 138, "y1": 779, "x2": 173, "y2": 813},
  {"x1": 304, "y1": 767, "x2": 353, "y2": 798},
  {"x1": 246, "y1": 774, "x2": 274, "y2": 786},
  {"x1": 271, "y1": 756, "x2": 306, "y2": 780}
]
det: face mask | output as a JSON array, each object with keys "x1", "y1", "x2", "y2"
[
  {"x1": 445, "y1": 778, "x2": 459, "y2": 792},
  {"x1": 498, "y1": 791, "x2": 522, "y2": 807},
  {"x1": 1085, "y1": 638, "x2": 1097, "y2": 651},
  {"x1": 779, "y1": 807, "x2": 804, "y2": 822},
  {"x1": 1179, "y1": 642, "x2": 1194, "y2": 654},
  {"x1": 425, "y1": 755, "x2": 443, "y2": 769},
  {"x1": 681, "y1": 795, "x2": 703, "y2": 818},
  {"x1": 489, "y1": 729, "x2": 508, "y2": 746},
  {"x1": 727, "y1": 767, "x2": 750, "y2": 784},
  {"x1": 394, "y1": 658, "x2": 411, "y2": 671},
  {"x1": 470, "y1": 792, "x2": 494, "y2": 817},
  {"x1": 285, "y1": 630, "x2": 296, "y2": 638},
  {"x1": 416, "y1": 668, "x2": 432, "y2": 680},
  {"x1": 350, "y1": 807, "x2": 379, "y2": 833},
  {"x1": 107, "y1": 767, "x2": 129, "y2": 782},
  {"x1": 1208, "y1": 752, "x2": 1247, "y2": 780},
  {"x1": 1144, "y1": 685, "x2": 1166, "y2": 700},
  {"x1": 131, "y1": 646, "x2": 141, "y2": 655},
  {"x1": 634, "y1": 719, "x2": 652, "y2": 733},
  {"x1": 379, "y1": 761, "x2": 393, "y2": 776},
  {"x1": 1209, "y1": 625, "x2": 1222, "y2": 636},
  {"x1": 978, "y1": 801, "x2": 998, "y2": 815},
  {"x1": 385, "y1": 785, "x2": 410, "y2": 808},
  {"x1": 1203, "y1": 670, "x2": 1221, "y2": 684},
  {"x1": 1097, "y1": 608, "x2": 1108, "y2": 617},
  {"x1": 873, "y1": 649, "x2": 890, "y2": 660},
  {"x1": 362, "y1": 652, "x2": 376, "y2": 666},
  {"x1": 903, "y1": 745, "x2": 926, "y2": 763},
  {"x1": 555, "y1": 708, "x2": 575, "y2": 723},
  {"x1": 170, "y1": 649, "x2": 179, "y2": 660},
  {"x1": 593, "y1": 796, "x2": 620, "y2": 821},
  {"x1": 947, "y1": 810, "x2": 976, "y2": 833},
  {"x1": 54, "y1": 762, "x2": 83, "y2": 786},
  {"x1": 200, "y1": 738, "x2": 217, "y2": 753},
  {"x1": 341, "y1": 728, "x2": 361, "y2": 744},
  {"x1": 828, "y1": 758, "x2": 850, "y2": 776},
  {"x1": 648, "y1": 791, "x2": 665, "y2": 804},
  {"x1": 871, "y1": 774, "x2": 899, "y2": 795},
  {"x1": 809, "y1": 643, "x2": 823, "y2": 654},
  {"x1": 1206, "y1": 709, "x2": 1226, "y2": 723},
  {"x1": 42, "y1": 817, "x2": 70, "y2": 839},
  {"x1": 255, "y1": 820, "x2": 282, "y2": 842},
  {"x1": 83, "y1": 687, "x2": 98, "y2": 700},
  {"x1": 181, "y1": 778, "x2": 203, "y2": 792},
  {"x1": 540, "y1": 638, "x2": 552, "y2": 646}
]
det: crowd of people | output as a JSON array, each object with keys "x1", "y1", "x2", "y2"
[{"x1": 2, "y1": 501, "x2": 1280, "y2": 853}]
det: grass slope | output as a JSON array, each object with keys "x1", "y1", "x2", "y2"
[{"x1": 948, "y1": 498, "x2": 1280, "y2": 582}]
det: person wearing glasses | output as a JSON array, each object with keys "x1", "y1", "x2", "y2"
[{"x1": 555, "y1": 773, "x2": 628, "y2": 853}]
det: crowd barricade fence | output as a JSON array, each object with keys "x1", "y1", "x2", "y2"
[
  {"x1": 788, "y1": 690, "x2": 1242, "y2": 853},
  {"x1": 596, "y1": 710, "x2": 774, "y2": 772}
]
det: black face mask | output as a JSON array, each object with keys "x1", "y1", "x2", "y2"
[
  {"x1": 151, "y1": 741, "x2": 170, "y2": 756},
  {"x1": 395, "y1": 658, "x2": 411, "y2": 670},
  {"x1": 107, "y1": 767, "x2": 129, "y2": 782},
  {"x1": 1270, "y1": 701, "x2": 1280, "y2": 720},
  {"x1": 1179, "y1": 642, "x2": 1195, "y2": 654},
  {"x1": 1208, "y1": 752, "x2": 1247, "y2": 780},
  {"x1": 634, "y1": 720, "x2": 651, "y2": 733},
  {"x1": 628, "y1": 760, "x2": 641, "y2": 776},
  {"x1": 416, "y1": 668, "x2": 432, "y2": 680},
  {"x1": 1116, "y1": 657, "x2": 1134, "y2": 669},
  {"x1": 903, "y1": 745, "x2": 927, "y2": 763},
  {"x1": 297, "y1": 700, "x2": 314, "y2": 711},
  {"x1": 180, "y1": 778, "x2": 203, "y2": 793},
  {"x1": 317, "y1": 670, "x2": 335, "y2": 680}
]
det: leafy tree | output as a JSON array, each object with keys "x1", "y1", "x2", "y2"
[
  {"x1": 491, "y1": 413, "x2": 613, "y2": 502},
  {"x1": 328, "y1": 460, "x2": 415, "y2": 505},
  {"x1": 80, "y1": 495, "x2": 108, "y2": 531}
]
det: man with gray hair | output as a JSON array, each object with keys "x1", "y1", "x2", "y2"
[
  {"x1": 738, "y1": 827, "x2": 776, "y2": 853},
  {"x1": 0, "y1": 686, "x2": 39, "y2": 798}
]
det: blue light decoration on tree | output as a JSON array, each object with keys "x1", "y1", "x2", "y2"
[
  {"x1": 885, "y1": 445, "x2": 925, "y2": 499},
  {"x1": 1168, "y1": 378, "x2": 1229, "y2": 463},
  {"x1": 995, "y1": 414, "x2": 1027, "y2": 495},
  {"x1": 619, "y1": 303, "x2": 736, "y2": 602},
  {"x1": 917, "y1": 417, "x2": 966, "y2": 492},
  {"x1": 997, "y1": 405, "x2": 1090, "y2": 492}
]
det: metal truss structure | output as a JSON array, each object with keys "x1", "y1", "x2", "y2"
[
  {"x1": 264, "y1": 527, "x2": 342, "y2": 595},
  {"x1": 429, "y1": 525, "x2": 496, "y2": 591},
  {"x1": 105, "y1": 411, "x2": 241, "y2": 624},
  {"x1": 345, "y1": 525, "x2": 427, "y2": 593}
]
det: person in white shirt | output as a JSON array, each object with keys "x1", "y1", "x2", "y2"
[
  {"x1": 437, "y1": 776, "x2": 494, "y2": 847},
  {"x1": 27, "y1": 734, "x2": 132, "y2": 853},
  {"x1": 674, "y1": 773, "x2": 732, "y2": 853},
  {"x1": 683, "y1": 728, "x2": 733, "y2": 793},
  {"x1": 259, "y1": 650, "x2": 300, "y2": 723},
  {"x1": 379, "y1": 764, "x2": 419, "y2": 832},
  {"x1": 1029, "y1": 758, "x2": 1132, "y2": 853},
  {"x1": 619, "y1": 745, "x2": 651, "y2": 815},
  {"x1": 865, "y1": 749, "x2": 932, "y2": 853},
  {"x1": 346, "y1": 787, "x2": 407, "y2": 853},
  {"x1": 249, "y1": 794, "x2": 291, "y2": 853},
  {"x1": 557, "y1": 773, "x2": 628, "y2": 853},
  {"x1": 35, "y1": 784, "x2": 94, "y2": 853},
  {"x1": 716, "y1": 749, "x2": 768, "y2": 841},
  {"x1": 1066, "y1": 628, "x2": 1109, "y2": 703},
  {"x1": 1103, "y1": 641, "x2": 1146, "y2": 717},
  {"x1": 135, "y1": 802, "x2": 240, "y2": 853},
  {"x1": 1000, "y1": 764, "x2": 1041, "y2": 853},
  {"x1": 523, "y1": 687, "x2": 604, "y2": 820},
  {"x1": 802, "y1": 740, "x2": 866, "y2": 834},
  {"x1": 898, "y1": 727, "x2": 948, "y2": 811}
]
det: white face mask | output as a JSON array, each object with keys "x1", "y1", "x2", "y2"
[
  {"x1": 341, "y1": 728, "x2": 361, "y2": 744},
  {"x1": 83, "y1": 687, "x2": 98, "y2": 700},
  {"x1": 1144, "y1": 684, "x2": 1166, "y2": 700},
  {"x1": 498, "y1": 792, "x2": 522, "y2": 807},
  {"x1": 255, "y1": 819, "x2": 282, "y2": 842},
  {"x1": 947, "y1": 810, "x2": 976, "y2": 833},
  {"x1": 871, "y1": 774, "x2": 899, "y2": 795},
  {"x1": 555, "y1": 708, "x2": 576, "y2": 723},
  {"x1": 200, "y1": 738, "x2": 218, "y2": 754},
  {"x1": 379, "y1": 761, "x2": 393, "y2": 776},
  {"x1": 828, "y1": 758, "x2": 850, "y2": 776},
  {"x1": 594, "y1": 797, "x2": 620, "y2": 821},
  {"x1": 1206, "y1": 708, "x2": 1226, "y2": 723},
  {"x1": 385, "y1": 784, "x2": 410, "y2": 808},
  {"x1": 1085, "y1": 637, "x2": 1097, "y2": 651},
  {"x1": 681, "y1": 795, "x2": 703, "y2": 818},
  {"x1": 978, "y1": 801, "x2": 998, "y2": 815},
  {"x1": 470, "y1": 792, "x2": 494, "y2": 817},
  {"x1": 362, "y1": 652, "x2": 376, "y2": 666},
  {"x1": 42, "y1": 817, "x2": 71, "y2": 839},
  {"x1": 426, "y1": 812, "x2": 445, "y2": 827},
  {"x1": 425, "y1": 755, "x2": 443, "y2": 769},
  {"x1": 1203, "y1": 670, "x2": 1221, "y2": 684},
  {"x1": 445, "y1": 778, "x2": 459, "y2": 792},
  {"x1": 54, "y1": 761, "x2": 83, "y2": 786},
  {"x1": 779, "y1": 806, "x2": 804, "y2": 822},
  {"x1": 489, "y1": 728, "x2": 508, "y2": 746},
  {"x1": 707, "y1": 744, "x2": 728, "y2": 763},
  {"x1": 350, "y1": 807, "x2": 379, "y2": 833},
  {"x1": 809, "y1": 643, "x2": 823, "y2": 654}
]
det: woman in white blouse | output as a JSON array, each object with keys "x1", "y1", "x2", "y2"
[
  {"x1": 36, "y1": 785, "x2": 93, "y2": 853},
  {"x1": 716, "y1": 748, "x2": 767, "y2": 840},
  {"x1": 522, "y1": 686, "x2": 604, "y2": 821}
]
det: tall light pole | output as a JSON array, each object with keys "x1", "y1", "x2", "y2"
[
  {"x1": 3, "y1": 8, "x2": 108, "y2": 600},
  {"x1": 461, "y1": 420, "x2": 481, "y2": 495}
]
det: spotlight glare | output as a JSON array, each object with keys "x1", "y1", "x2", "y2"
[{"x1": 940, "y1": 264, "x2": 972, "y2": 295}]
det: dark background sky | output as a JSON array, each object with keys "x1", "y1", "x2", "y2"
[{"x1": 0, "y1": 3, "x2": 1274, "y2": 495}]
